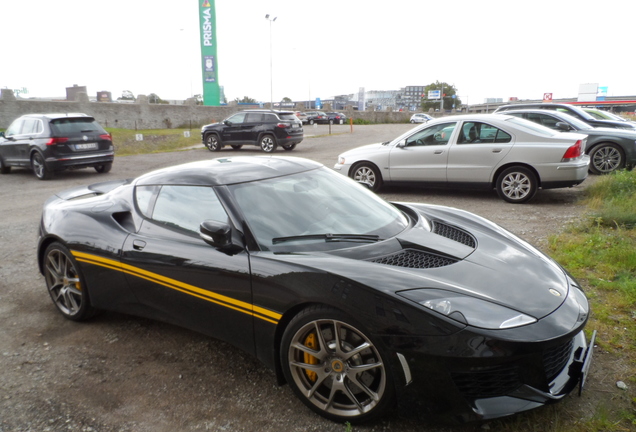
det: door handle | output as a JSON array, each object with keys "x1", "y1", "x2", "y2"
[
  {"x1": 434, "y1": 150, "x2": 444, "y2": 154},
  {"x1": 133, "y1": 240, "x2": 146, "y2": 251},
  {"x1": 492, "y1": 149, "x2": 503, "y2": 153}
]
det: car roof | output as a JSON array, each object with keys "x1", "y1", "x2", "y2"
[
  {"x1": 19, "y1": 113, "x2": 93, "y2": 120},
  {"x1": 135, "y1": 156, "x2": 323, "y2": 187},
  {"x1": 243, "y1": 109, "x2": 295, "y2": 114}
]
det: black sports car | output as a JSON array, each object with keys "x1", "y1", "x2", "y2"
[{"x1": 37, "y1": 156, "x2": 594, "y2": 424}]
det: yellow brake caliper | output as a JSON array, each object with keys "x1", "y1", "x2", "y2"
[{"x1": 303, "y1": 332, "x2": 319, "y2": 382}]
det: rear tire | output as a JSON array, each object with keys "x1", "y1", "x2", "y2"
[
  {"x1": 0, "y1": 157, "x2": 11, "y2": 174},
  {"x1": 496, "y1": 166, "x2": 537, "y2": 203},
  {"x1": 260, "y1": 135, "x2": 278, "y2": 153},
  {"x1": 589, "y1": 143, "x2": 625, "y2": 174},
  {"x1": 95, "y1": 163, "x2": 112, "y2": 173},
  {"x1": 31, "y1": 152, "x2": 53, "y2": 180},
  {"x1": 43, "y1": 242, "x2": 97, "y2": 321}
]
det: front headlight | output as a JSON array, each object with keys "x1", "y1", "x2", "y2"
[
  {"x1": 337, "y1": 156, "x2": 345, "y2": 165},
  {"x1": 398, "y1": 289, "x2": 537, "y2": 329}
]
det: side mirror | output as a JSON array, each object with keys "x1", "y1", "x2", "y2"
[
  {"x1": 0, "y1": 131, "x2": 4, "y2": 138},
  {"x1": 555, "y1": 122, "x2": 572, "y2": 131},
  {"x1": 200, "y1": 220, "x2": 243, "y2": 254},
  {"x1": 396, "y1": 139, "x2": 406, "y2": 148},
  {"x1": 224, "y1": 120, "x2": 232, "y2": 126}
]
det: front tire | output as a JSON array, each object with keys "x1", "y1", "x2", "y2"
[
  {"x1": 31, "y1": 152, "x2": 53, "y2": 180},
  {"x1": 350, "y1": 163, "x2": 382, "y2": 192},
  {"x1": 205, "y1": 134, "x2": 222, "y2": 152},
  {"x1": 281, "y1": 305, "x2": 395, "y2": 423},
  {"x1": 260, "y1": 135, "x2": 278, "y2": 153},
  {"x1": 496, "y1": 166, "x2": 537, "y2": 203},
  {"x1": 589, "y1": 143, "x2": 625, "y2": 174},
  {"x1": 43, "y1": 243, "x2": 97, "y2": 321}
]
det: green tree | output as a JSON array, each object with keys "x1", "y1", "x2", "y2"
[
  {"x1": 421, "y1": 81, "x2": 462, "y2": 112},
  {"x1": 148, "y1": 93, "x2": 166, "y2": 104},
  {"x1": 235, "y1": 96, "x2": 257, "y2": 103},
  {"x1": 281, "y1": 96, "x2": 292, "y2": 102}
]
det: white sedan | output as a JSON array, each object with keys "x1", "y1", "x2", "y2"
[{"x1": 334, "y1": 114, "x2": 590, "y2": 203}]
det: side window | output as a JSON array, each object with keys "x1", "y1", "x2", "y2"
[
  {"x1": 245, "y1": 113, "x2": 264, "y2": 122},
  {"x1": 226, "y1": 113, "x2": 247, "y2": 124},
  {"x1": 528, "y1": 113, "x2": 560, "y2": 129},
  {"x1": 458, "y1": 122, "x2": 511, "y2": 144},
  {"x1": 263, "y1": 113, "x2": 278, "y2": 123},
  {"x1": 5, "y1": 119, "x2": 24, "y2": 137},
  {"x1": 151, "y1": 186, "x2": 228, "y2": 234},
  {"x1": 21, "y1": 118, "x2": 41, "y2": 135},
  {"x1": 405, "y1": 122, "x2": 456, "y2": 147}
]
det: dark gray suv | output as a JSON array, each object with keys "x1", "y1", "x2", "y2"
[
  {"x1": 201, "y1": 109, "x2": 304, "y2": 153},
  {"x1": 0, "y1": 113, "x2": 114, "y2": 180}
]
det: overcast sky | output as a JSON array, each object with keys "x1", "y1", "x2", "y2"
[{"x1": 2, "y1": 0, "x2": 634, "y2": 105}]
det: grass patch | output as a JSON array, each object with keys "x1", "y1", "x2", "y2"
[
  {"x1": 108, "y1": 127, "x2": 201, "y2": 156},
  {"x1": 545, "y1": 169, "x2": 636, "y2": 429}
]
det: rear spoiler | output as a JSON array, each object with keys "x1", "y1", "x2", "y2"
[{"x1": 54, "y1": 179, "x2": 132, "y2": 201}]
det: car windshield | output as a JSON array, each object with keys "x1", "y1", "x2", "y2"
[
  {"x1": 229, "y1": 167, "x2": 409, "y2": 251},
  {"x1": 50, "y1": 118, "x2": 104, "y2": 135}
]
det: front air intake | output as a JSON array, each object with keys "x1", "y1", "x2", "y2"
[{"x1": 368, "y1": 249, "x2": 457, "y2": 269}]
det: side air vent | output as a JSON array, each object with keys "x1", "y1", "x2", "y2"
[
  {"x1": 368, "y1": 249, "x2": 457, "y2": 269},
  {"x1": 432, "y1": 221, "x2": 476, "y2": 248}
]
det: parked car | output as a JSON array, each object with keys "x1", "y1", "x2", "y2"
[
  {"x1": 583, "y1": 108, "x2": 636, "y2": 127},
  {"x1": 334, "y1": 114, "x2": 590, "y2": 203},
  {"x1": 304, "y1": 111, "x2": 329, "y2": 125},
  {"x1": 494, "y1": 102, "x2": 636, "y2": 131},
  {"x1": 325, "y1": 112, "x2": 347, "y2": 125},
  {"x1": 294, "y1": 111, "x2": 309, "y2": 124},
  {"x1": 201, "y1": 109, "x2": 303, "y2": 153},
  {"x1": 37, "y1": 156, "x2": 593, "y2": 424},
  {"x1": 503, "y1": 109, "x2": 636, "y2": 174},
  {"x1": 0, "y1": 113, "x2": 114, "y2": 180},
  {"x1": 410, "y1": 113, "x2": 433, "y2": 123}
]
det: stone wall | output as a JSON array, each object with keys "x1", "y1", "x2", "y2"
[{"x1": 1, "y1": 89, "x2": 422, "y2": 129}]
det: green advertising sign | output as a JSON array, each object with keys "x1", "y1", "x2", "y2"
[{"x1": 198, "y1": 0, "x2": 220, "y2": 106}]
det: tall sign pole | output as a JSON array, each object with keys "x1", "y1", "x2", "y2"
[{"x1": 198, "y1": 0, "x2": 220, "y2": 106}]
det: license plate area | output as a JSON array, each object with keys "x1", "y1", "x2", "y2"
[{"x1": 75, "y1": 143, "x2": 98, "y2": 150}]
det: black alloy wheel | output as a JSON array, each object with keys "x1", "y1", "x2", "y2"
[
  {"x1": 205, "y1": 134, "x2": 222, "y2": 152},
  {"x1": 43, "y1": 243, "x2": 97, "y2": 321},
  {"x1": 496, "y1": 166, "x2": 538, "y2": 203},
  {"x1": 281, "y1": 305, "x2": 395, "y2": 423},
  {"x1": 350, "y1": 163, "x2": 382, "y2": 192},
  {"x1": 589, "y1": 143, "x2": 625, "y2": 174},
  {"x1": 31, "y1": 152, "x2": 53, "y2": 180}
]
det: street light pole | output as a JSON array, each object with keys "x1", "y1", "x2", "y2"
[{"x1": 265, "y1": 14, "x2": 277, "y2": 108}]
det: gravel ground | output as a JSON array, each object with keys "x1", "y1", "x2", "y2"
[{"x1": 0, "y1": 124, "x2": 629, "y2": 432}]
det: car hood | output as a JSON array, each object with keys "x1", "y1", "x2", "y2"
[{"x1": 262, "y1": 203, "x2": 568, "y2": 320}]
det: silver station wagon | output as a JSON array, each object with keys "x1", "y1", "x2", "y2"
[{"x1": 334, "y1": 114, "x2": 590, "y2": 203}]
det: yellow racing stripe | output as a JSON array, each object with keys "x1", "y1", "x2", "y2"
[{"x1": 72, "y1": 250, "x2": 282, "y2": 324}]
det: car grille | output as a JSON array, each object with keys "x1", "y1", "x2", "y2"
[
  {"x1": 451, "y1": 339, "x2": 575, "y2": 400},
  {"x1": 432, "y1": 221, "x2": 476, "y2": 248},
  {"x1": 544, "y1": 339, "x2": 574, "y2": 382},
  {"x1": 368, "y1": 249, "x2": 457, "y2": 269},
  {"x1": 451, "y1": 365, "x2": 522, "y2": 399}
]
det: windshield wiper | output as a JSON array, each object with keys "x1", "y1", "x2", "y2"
[{"x1": 272, "y1": 233, "x2": 381, "y2": 244}]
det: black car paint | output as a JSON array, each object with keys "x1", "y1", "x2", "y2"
[
  {"x1": 0, "y1": 113, "x2": 114, "y2": 177},
  {"x1": 37, "y1": 157, "x2": 590, "y2": 423},
  {"x1": 200, "y1": 110, "x2": 303, "y2": 149},
  {"x1": 494, "y1": 103, "x2": 636, "y2": 131}
]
